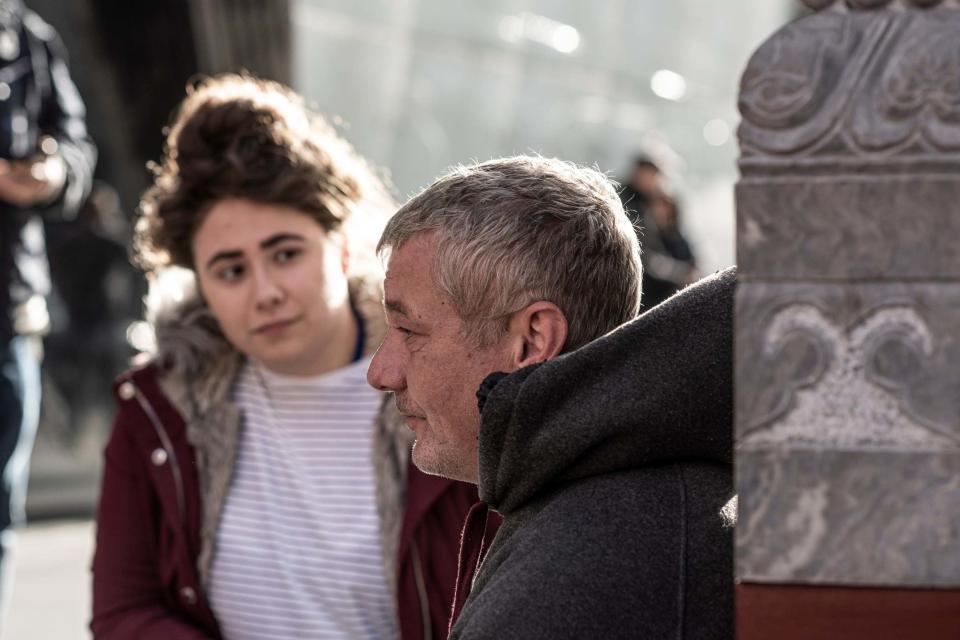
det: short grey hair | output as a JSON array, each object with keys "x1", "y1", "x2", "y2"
[{"x1": 378, "y1": 155, "x2": 642, "y2": 351}]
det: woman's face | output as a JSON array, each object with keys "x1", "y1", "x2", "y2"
[{"x1": 191, "y1": 198, "x2": 354, "y2": 376}]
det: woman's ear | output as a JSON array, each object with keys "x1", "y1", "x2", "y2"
[{"x1": 508, "y1": 301, "x2": 568, "y2": 369}]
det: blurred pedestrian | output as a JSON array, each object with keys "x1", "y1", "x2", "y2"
[
  {"x1": 0, "y1": 0, "x2": 95, "y2": 624},
  {"x1": 91, "y1": 74, "x2": 475, "y2": 639},
  {"x1": 44, "y1": 181, "x2": 143, "y2": 443},
  {"x1": 620, "y1": 155, "x2": 698, "y2": 308}
]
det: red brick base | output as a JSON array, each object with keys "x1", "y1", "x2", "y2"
[{"x1": 737, "y1": 583, "x2": 960, "y2": 640}]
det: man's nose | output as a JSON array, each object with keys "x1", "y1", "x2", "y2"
[{"x1": 367, "y1": 339, "x2": 404, "y2": 392}]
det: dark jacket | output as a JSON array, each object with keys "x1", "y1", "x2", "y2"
[
  {"x1": 0, "y1": 1, "x2": 96, "y2": 339},
  {"x1": 450, "y1": 267, "x2": 737, "y2": 640},
  {"x1": 91, "y1": 278, "x2": 477, "y2": 639},
  {"x1": 620, "y1": 184, "x2": 697, "y2": 310}
]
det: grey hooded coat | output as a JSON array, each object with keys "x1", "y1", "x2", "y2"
[{"x1": 451, "y1": 267, "x2": 737, "y2": 640}]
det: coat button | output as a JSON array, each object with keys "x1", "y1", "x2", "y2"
[
  {"x1": 150, "y1": 448, "x2": 168, "y2": 466},
  {"x1": 118, "y1": 381, "x2": 136, "y2": 400},
  {"x1": 180, "y1": 586, "x2": 197, "y2": 605}
]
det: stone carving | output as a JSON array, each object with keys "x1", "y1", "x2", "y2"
[
  {"x1": 851, "y1": 16, "x2": 960, "y2": 151},
  {"x1": 738, "y1": 12, "x2": 868, "y2": 157},
  {"x1": 739, "y1": 4, "x2": 960, "y2": 163},
  {"x1": 740, "y1": 303, "x2": 959, "y2": 449},
  {"x1": 801, "y1": 1, "x2": 955, "y2": 9},
  {"x1": 736, "y1": 0, "x2": 960, "y2": 592},
  {"x1": 736, "y1": 177, "x2": 960, "y2": 280},
  {"x1": 753, "y1": 478, "x2": 830, "y2": 580},
  {"x1": 737, "y1": 449, "x2": 960, "y2": 586}
]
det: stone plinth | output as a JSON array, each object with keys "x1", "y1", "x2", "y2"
[{"x1": 736, "y1": 0, "x2": 960, "y2": 591}]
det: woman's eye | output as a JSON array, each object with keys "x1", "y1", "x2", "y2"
[
  {"x1": 275, "y1": 248, "x2": 301, "y2": 264},
  {"x1": 217, "y1": 264, "x2": 244, "y2": 282}
]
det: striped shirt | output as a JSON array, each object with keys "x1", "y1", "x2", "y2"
[{"x1": 208, "y1": 357, "x2": 396, "y2": 639}]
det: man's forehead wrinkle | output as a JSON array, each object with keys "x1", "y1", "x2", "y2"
[
  {"x1": 384, "y1": 298, "x2": 409, "y2": 317},
  {"x1": 385, "y1": 293, "x2": 429, "y2": 323}
]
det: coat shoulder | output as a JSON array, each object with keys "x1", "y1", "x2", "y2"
[{"x1": 458, "y1": 466, "x2": 734, "y2": 640}]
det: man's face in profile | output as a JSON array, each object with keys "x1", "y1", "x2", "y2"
[{"x1": 367, "y1": 232, "x2": 514, "y2": 484}]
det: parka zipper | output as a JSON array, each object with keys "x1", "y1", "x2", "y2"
[
  {"x1": 132, "y1": 385, "x2": 187, "y2": 526},
  {"x1": 410, "y1": 539, "x2": 432, "y2": 640}
]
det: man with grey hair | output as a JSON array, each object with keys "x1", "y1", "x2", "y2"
[{"x1": 368, "y1": 155, "x2": 735, "y2": 639}]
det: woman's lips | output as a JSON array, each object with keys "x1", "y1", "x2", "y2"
[{"x1": 252, "y1": 317, "x2": 299, "y2": 335}]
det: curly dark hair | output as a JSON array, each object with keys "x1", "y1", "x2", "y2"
[{"x1": 134, "y1": 73, "x2": 391, "y2": 273}]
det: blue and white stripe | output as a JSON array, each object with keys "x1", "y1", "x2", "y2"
[{"x1": 208, "y1": 357, "x2": 395, "y2": 639}]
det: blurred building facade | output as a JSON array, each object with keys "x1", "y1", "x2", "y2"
[
  {"x1": 21, "y1": 0, "x2": 793, "y2": 518},
  {"x1": 291, "y1": 0, "x2": 793, "y2": 273}
]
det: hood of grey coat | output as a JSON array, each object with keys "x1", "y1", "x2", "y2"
[{"x1": 476, "y1": 266, "x2": 735, "y2": 515}]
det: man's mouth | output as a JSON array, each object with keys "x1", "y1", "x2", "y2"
[
  {"x1": 395, "y1": 397, "x2": 426, "y2": 421},
  {"x1": 401, "y1": 415, "x2": 427, "y2": 433}
]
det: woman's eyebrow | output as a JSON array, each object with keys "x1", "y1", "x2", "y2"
[
  {"x1": 204, "y1": 233, "x2": 307, "y2": 270},
  {"x1": 205, "y1": 249, "x2": 243, "y2": 271},
  {"x1": 260, "y1": 232, "x2": 306, "y2": 250}
]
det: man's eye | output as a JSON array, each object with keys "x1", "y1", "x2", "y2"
[{"x1": 396, "y1": 326, "x2": 414, "y2": 340}]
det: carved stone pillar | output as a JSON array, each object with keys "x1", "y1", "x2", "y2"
[{"x1": 735, "y1": 1, "x2": 960, "y2": 637}]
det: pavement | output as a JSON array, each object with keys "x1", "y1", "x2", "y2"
[{"x1": 4, "y1": 519, "x2": 94, "y2": 640}]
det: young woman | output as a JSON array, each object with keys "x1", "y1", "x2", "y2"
[{"x1": 91, "y1": 75, "x2": 478, "y2": 640}]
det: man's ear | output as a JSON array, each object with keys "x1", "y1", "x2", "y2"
[{"x1": 508, "y1": 301, "x2": 568, "y2": 369}]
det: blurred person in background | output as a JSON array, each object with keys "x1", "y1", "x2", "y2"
[
  {"x1": 44, "y1": 181, "x2": 144, "y2": 446},
  {"x1": 91, "y1": 74, "x2": 476, "y2": 640},
  {"x1": 620, "y1": 156, "x2": 699, "y2": 309},
  {"x1": 0, "y1": 0, "x2": 95, "y2": 624}
]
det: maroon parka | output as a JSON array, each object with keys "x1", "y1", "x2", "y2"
[{"x1": 91, "y1": 364, "x2": 481, "y2": 639}]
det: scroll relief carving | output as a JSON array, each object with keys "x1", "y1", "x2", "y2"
[
  {"x1": 739, "y1": 8, "x2": 960, "y2": 159},
  {"x1": 738, "y1": 12, "x2": 871, "y2": 156},
  {"x1": 802, "y1": 1, "x2": 954, "y2": 10},
  {"x1": 740, "y1": 304, "x2": 960, "y2": 450},
  {"x1": 852, "y1": 17, "x2": 960, "y2": 152}
]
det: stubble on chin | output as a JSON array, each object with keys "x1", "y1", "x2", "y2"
[{"x1": 411, "y1": 439, "x2": 472, "y2": 484}]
